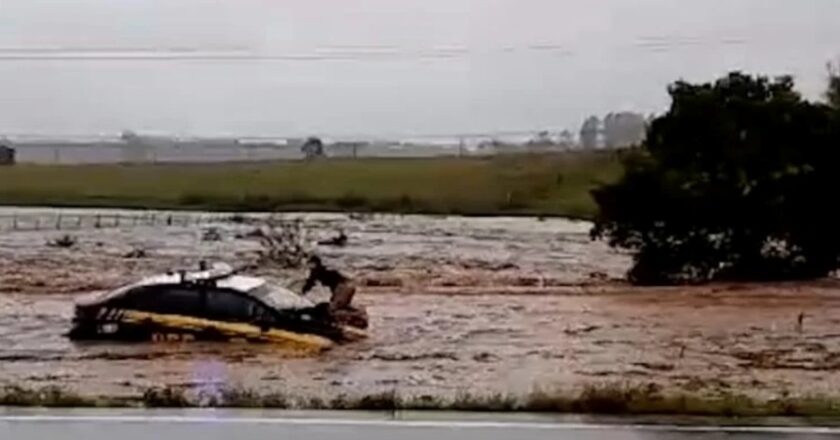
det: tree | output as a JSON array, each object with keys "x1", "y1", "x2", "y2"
[
  {"x1": 828, "y1": 62, "x2": 840, "y2": 109},
  {"x1": 558, "y1": 129, "x2": 576, "y2": 149},
  {"x1": 579, "y1": 116, "x2": 600, "y2": 149},
  {"x1": 591, "y1": 72, "x2": 840, "y2": 285},
  {"x1": 603, "y1": 112, "x2": 647, "y2": 149},
  {"x1": 301, "y1": 137, "x2": 325, "y2": 160}
]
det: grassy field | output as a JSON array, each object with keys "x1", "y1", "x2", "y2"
[{"x1": 0, "y1": 152, "x2": 622, "y2": 219}]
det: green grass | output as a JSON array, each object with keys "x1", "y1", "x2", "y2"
[
  {"x1": 0, "y1": 152, "x2": 622, "y2": 219},
  {"x1": 3, "y1": 383, "x2": 840, "y2": 417}
]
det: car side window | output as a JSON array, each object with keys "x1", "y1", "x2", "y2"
[
  {"x1": 120, "y1": 285, "x2": 201, "y2": 317},
  {"x1": 205, "y1": 289, "x2": 265, "y2": 323}
]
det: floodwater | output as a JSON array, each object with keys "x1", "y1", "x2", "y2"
[{"x1": 1, "y1": 208, "x2": 840, "y2": 401}]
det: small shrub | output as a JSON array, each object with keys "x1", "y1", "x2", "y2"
[
  {"x1": 402, "y1": 394, "x2": 446, "y2": 410},
  {"x1": 572, "y1": 385, "x2": 630, "y2": 414},
  {"x1": 0, "y1": 385, "x2": 93, "y2": 407},
  {"x1": 0, "y1": 385, "x2": 41, "y2": 406},
  {"x1": 523, "y1": 389, "x2": 573, "y2": 412},
  {"x1": 142, "y1": 387, "x2": 190, "y2": 408},
  {"x1": 356, "y1": 390, "x2": 401, "y2": 411},
  {"x1": 329, "y1": 394, "x2": 352, "y2": 410},
  {"x1": 450, "y1": 391, "x2": 519, "y2": 411},
  {"x1": 305, "y1": 396, "x2": 327, "y2": 409},
  {"x1": 260, "y1": 392, "x2": 290, "y2": 408},
  {"x1": 39, "y1": 386, "x2": 93, "y2": 407},
  {"x1": 219, "y1": 387, "x2": 261, "y2": 407}
]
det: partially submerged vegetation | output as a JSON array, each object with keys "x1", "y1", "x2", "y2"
[
  {"x1": 0, "y1": 153, "x2": 620, "y2": 219},
  {"x1": 2, "y1": 383, "x2": 840, "y2": 417},
  {"x1": 593, "y1": 71, "x2": 840, "y2": 284}
]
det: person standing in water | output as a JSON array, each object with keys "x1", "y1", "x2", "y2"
[{"x1": 301, "y1": 255, "x2": 356, "y2": 312}]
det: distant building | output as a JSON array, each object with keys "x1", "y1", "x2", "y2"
[
  {"x1": 330, "y1": 141, "x2": 369, "y2": 158},
  {"x1": 0, "y1": 144, "x2": 15, "y2": 165}
]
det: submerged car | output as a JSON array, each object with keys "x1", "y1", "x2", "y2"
[{"x1": 68, "y1": 263, "x2": 367, "y2": 352}]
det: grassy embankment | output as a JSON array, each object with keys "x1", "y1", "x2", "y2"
[
  {"x1": 2, "y1": 383, "x2": 840, "y2": 417},
  {"x1": 0, "y1": 152, "x2": 621, "y2": 219}
]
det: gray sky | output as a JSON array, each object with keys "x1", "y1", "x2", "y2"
[{"x1": 1, "y1": 0, "x2": 839, "y2": 139}]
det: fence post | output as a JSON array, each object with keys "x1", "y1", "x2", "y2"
[
  {"x1": 77, "y1": 216, "x2": 82, "y2": 229},
  {"x1": 12, "y1": 214, "x2": 17, "y2": 231},
  {"x1": 95, "y1": 214, "x2": 102, "y2": 229},
  {"x1": 56, "y1": 214, "x2": 62, "y2": 230}
]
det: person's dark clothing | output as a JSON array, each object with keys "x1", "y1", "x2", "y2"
[{"x1": 302, "y1": 265, "x2": 347, "y2": 294}]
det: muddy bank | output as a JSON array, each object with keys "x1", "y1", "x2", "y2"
[{"x1": 1, "y1": 208, "x2": 839, "y2": 403}]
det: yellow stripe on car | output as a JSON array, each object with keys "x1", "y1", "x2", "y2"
[{"x1": 120, "y1": 310, "x2": 334, "y2": 353}]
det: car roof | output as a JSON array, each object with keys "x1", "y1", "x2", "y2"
[
  {"x1": 76, "y1": 273, "x2": 267, "y2": 306},
  {"x1": 139, "y1": 273, "x2": 265, "y2": 292}
]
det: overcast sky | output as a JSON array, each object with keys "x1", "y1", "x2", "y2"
[{"x1": 1, "y1": 0, "x2": 839, "y2": 139}]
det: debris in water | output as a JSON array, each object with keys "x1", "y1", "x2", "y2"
[
  {"x1": 319, "y1": 230, "x2": 348, "y2": 247},
  {"x1": 46, "y1": 235, "x2": 78, "y2": 249},
  {"x1": 564, "y1": 325, "x2": 601, "y2": 336},
  {"x1": 254, "y1": 218, "x2": 309, "y2": 268},
  {"x1": 201, "y1": 228, "x2": 223, "y2": 242},
  {"x1": 123, "y1": 247, "x2": 149, "y2": 259}
]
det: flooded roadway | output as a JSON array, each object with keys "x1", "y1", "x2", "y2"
[{"x1": 1, "y1": 208, "x2": 840, "y2": 401}]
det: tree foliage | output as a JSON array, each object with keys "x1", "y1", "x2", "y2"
[
  {"x1": 828, "y1": 62, "x2": 840, "y2": 110},
  {"x1": 301, "y1": 137, "x2": 325, "y2": 160},
  {"x1": 580, "y1": 116, "x2": 600, "y2": 150},
  {"x1": 592, "y1": 72, "x2": 840, "y2": 285}
]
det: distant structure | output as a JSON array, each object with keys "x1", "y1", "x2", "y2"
[
  {"x1": 525, "y1": 130, "x2": 561, "y2": 153},
  {"x1": 478, "y1": 139, "x2": 520, "y2": 154},
  {"x1": 330, "y1": 141, "x2": 368, "y2": 158},
  {"x1": 0, "y1": 144, "x2": 15, "y2": 165},
  {"x1": 119, "y1": 130, "x2": 154, "y2": 163}
]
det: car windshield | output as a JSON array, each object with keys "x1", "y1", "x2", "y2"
[{"x1": 249, "y1": 283, "x2": 313, "y2": 311}]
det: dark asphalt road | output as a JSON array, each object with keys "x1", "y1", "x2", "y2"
[{"x1": 1, "y1": 410, "x2": 838, "y2": 439}]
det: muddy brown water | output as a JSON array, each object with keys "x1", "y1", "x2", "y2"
[{"x1": 1, "y1": 208, "x2": 840, "y2": 401}]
